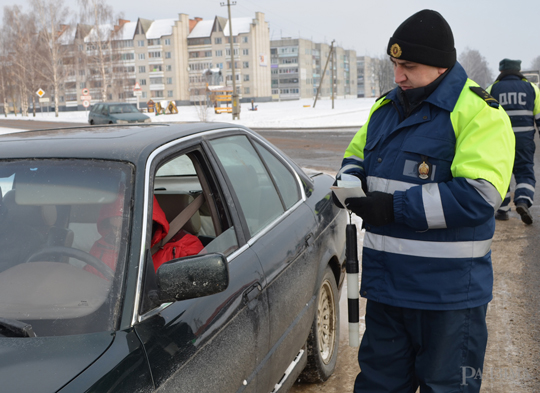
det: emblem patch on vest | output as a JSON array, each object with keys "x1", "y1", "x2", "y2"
[{"x1": 418, "y1": 156, "x2": 432, "y2": 180}]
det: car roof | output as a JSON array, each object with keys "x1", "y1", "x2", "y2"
[{"x1": 0, "y1": 123, "x2": 249, "y2": 165}]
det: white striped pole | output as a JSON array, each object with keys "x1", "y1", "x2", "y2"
[{"x1": 346, "y1": 219, "x2": 360, "y2": 347}]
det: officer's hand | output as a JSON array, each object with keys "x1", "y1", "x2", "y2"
[{"x1": 345, "y1": 191, "x2": 394, "y2": 227}]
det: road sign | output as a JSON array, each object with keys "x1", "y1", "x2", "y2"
[
  {"x1": 80, "y1": 95, "x2": 92, "y2": 101},
  {"x1": 134, "y1": 82, "x2": 142, "y2": 91},
  {"x1": 36, "y1": 88, "x2": 45, "y2": 98},
  {"x1": 82, "y1": 100, "x2": 90, "y2": 108},
  {"x1": 82, "y1": 88, "x2": 89, "y2": 96},
  {"x1": 39, "y1": 97, "x2": 50, "y2": 103},
  {"x1": 133, "y1": 91, "x2": 142, "y2": 97}
]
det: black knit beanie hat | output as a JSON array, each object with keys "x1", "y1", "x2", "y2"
[
  {"x1": 499, "y1": 58, "x2": 521, "y2": 72},
  {"x1": 387, "y1": 9, "x2": 456, "y2": 68}
]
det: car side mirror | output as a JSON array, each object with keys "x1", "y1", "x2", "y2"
[{"x1": 156, "y1": 253, "x2": 229, "y2": 303}]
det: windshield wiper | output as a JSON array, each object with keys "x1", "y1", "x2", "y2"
[{"x1": 0, "y1": 317, "x2": 37, "y2": 338}]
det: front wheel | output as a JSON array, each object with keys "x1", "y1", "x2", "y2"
[{"x1": 300, "y1": 265, "x2": 340, "y2": 382}]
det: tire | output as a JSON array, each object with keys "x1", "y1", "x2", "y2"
[
  {"x1": 89, "y1": 119, "x2": 94, "y2": 125},
  {"x1": 300, "y1": 265, "x2": 340, "y2": 382}
]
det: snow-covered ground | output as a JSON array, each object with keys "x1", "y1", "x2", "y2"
[{"x1": 0, "y1": 97, "x2": 376, "y2": 131}]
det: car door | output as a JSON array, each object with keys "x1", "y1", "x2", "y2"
[
  {"x1": 207, "y1": 133, "x2": 318, "y2": 391},
  {"x1": 133, "y1": 141, "x2": 270, "y2": 393}
]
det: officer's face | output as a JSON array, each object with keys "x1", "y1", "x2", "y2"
[{"x1": 391, "y1": 58, "x2": 447, "y2": 90}]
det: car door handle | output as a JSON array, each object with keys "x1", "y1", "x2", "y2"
[{"x1": 243, "y1": 283, "x2": 262, "y2": 310}]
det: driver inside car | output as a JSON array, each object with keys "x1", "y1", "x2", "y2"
[{"x1": 84, "y1": 196, "x2": 124, "y2": 279}]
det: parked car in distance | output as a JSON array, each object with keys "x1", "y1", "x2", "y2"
[
  {"x1": 0, "y1": 123, "x2": 347, "y2": 393},
  {"x1": 88, "y1": 102, "x2": 151, "y2": 125}
]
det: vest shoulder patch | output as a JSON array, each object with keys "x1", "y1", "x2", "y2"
[{"x1": 469, "y1": 86, "x2": 500, "y2": 108}]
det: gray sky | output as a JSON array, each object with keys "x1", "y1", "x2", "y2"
[{"x1": 3, "y1": 0, "x2": 539, "y2": 74}]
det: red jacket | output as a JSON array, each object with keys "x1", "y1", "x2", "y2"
[{"x1": 150, "y1": 196, "x2": 204, "y2": 271}]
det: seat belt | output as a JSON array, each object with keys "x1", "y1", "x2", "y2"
[{"x1": 151, "y1": 193, "x2": 205, "y2": 255}]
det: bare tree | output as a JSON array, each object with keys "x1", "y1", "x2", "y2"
[
  {"x1": 374, "y1": 55, "x2": 396, "y2": 94},
  {"x1": 530, "y1": 55, "x2": 540, "y2": 72},
  {"x1": 78, "y1": 0, "x2": 116, "y2": 102},
  {"x1": 3, "y1": 6, "x2": 39, "y2": 116},
  {"x1": 0, "y1": 32, "x2": 11, "y2": 117},
  {"x1": 459, "y1": 48, "x2": 493, "y2": 88},
  {"x1": 33, "y1": 0, "x2": 72, "y2": 117}
]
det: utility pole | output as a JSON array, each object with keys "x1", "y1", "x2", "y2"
[
  {"x1": 313, "y1": 40, "x2": 334, "y2": 108},
  {"x1": 331, "y1": 44, "x2": 335, "y2": 109},
  {"x1": 221, "y1": 0, "x2": 240, "y2": 120}
]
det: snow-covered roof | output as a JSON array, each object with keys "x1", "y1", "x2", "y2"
[
  {"x1": 146, "y1": 19, "x2": 176, "y2": 39},
  {"x1": 57, "y1": 25, "x2": 76, "y2": 45},
  {"x1": 115, "y1": 21, "x2": 137, "y2": 40},
  {"x1": 188, "y1": 20, "x2": 214, "y2": 38},
  {"x1": 223, "y1": 17, "x2": 252, "y2": 36},
  {"x1": 84, "y1": 24, "x2": 113, "y2": 42}
]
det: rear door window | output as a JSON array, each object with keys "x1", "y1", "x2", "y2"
[{"x1": 209, "y1": 135, "x2": 284, "y2": 237}]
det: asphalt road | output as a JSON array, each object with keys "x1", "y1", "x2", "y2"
[{"x1": 0, "y1": 119, "x2": 538, "y2": 392}]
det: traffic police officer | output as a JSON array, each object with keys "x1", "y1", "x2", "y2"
[
  {"x1": 334, "y1": 10, "x2": 515, "y2": 393},
  {"x1": 487, "y1": 59, "x2": 540, "y2": 225}
]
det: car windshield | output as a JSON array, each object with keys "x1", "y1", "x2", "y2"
[
  {"x1": 109, "y1": 104, "x2": 139, "y2": 114},
  {"x1": 0, "y1": 159, "x2": 133, "y2": 337}
]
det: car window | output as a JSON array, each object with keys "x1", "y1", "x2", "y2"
[
  {"x1": 140, "y1": 151, "x2": 238, "y2": 314},
  {"x1": 209, "y1": 135, "x2": 284, "y2": 237},
  {"x1": 254, "y1": 141, "x2": 300, "y2": 209},
  {"x1": 101, "y1": 105, "x2": 108, "y2": 115},
  {"x1": 93, "y1": 104, "x2": 102, "y2": 113},
  {"x1": 0, "y1": 159, "x2": 132, "y2": 337}
]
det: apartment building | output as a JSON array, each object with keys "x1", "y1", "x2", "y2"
[
  {"x1": 270, "y1": 38, "x2": 357, "y2": 101},
  {"x1": 57, "y1": 12, "x2": 270, "y2": 110},
  {"x1": 356, "y1": 56, "x2": 380, "y2": 98},
  {"x1": 187, "y1": 12, "x2": 271, "y2": 103}
]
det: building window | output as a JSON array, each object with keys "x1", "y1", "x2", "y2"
[
  {"x1": 165, "y1": 52, "x2": 171, "y2": 59},
  {"x1": 166, "y1": 65, "x2": 172, "y2": 71},
  {"x1": 167, "y1": 90, "x2": 173, "y2": 97},
  {"x1": 150, "y1": 77, "x2": 163, "y2": 84},
  {"x1": 216, "y1": 63, "x2": 223, "y2": 69},
  {"x1": 151, "y1": 90, "x2": 164, "y2": 98},
  {"x1": 243, "y1": 74, "x2": 250, "y2": 81},
  {"x1": 148, "y1": 38, "x2": 161, "y2": 46},
  {"x1": 150, "y1": 65, "x2": 163, "y2": 72},
  {"x1": 79, "y1": 69, "x2": 85, "y2": 76},
  {"x1": 226, "y1": 48, "x2": 239, "y2": 56},
  {"x1": 215, "y1": 50, "x2": 223, "y2": 57},
  {"x1": 139, "y1": 66, "x2": 146, "y2": 73},
  {"x1": 139, "y1": 79, "x2": 147, "y2": 85},
  {"x1": 137, "y1": 40, "x2": 145, "y2": 47},
  {"x1": 215, "y1": 37, "x2": 222, "y2": 44},
  {"x1": 164, "y1": 38, "x2": 171, "y2": 45},
  {"x1": 79, "y1": 82, "x2": 86, "y2": 88},
  {"x1": 166, "y1": 77, "x2": 173, "y2": 84},
  {"x1": 204, "y1": 51, "x2": 212, "y2": 57},
  {"x1": 138, "y1": 53, "x2": 145, "y2": 60},
  {"x1": 242, "y1": 49, "x2": 249, "y2": 55},
  {"x1": 148, "y1": 51, "x2": 162, "y2": 58},
  {"x1": 244, "y1": 87, "x2": 250, "y2": 94},
  {"x1": 243, "y1": 61, "x2": 249, "y2": 68},
  {"x1": 242, "y1": 36, "x2": 248, "y2": 43}
]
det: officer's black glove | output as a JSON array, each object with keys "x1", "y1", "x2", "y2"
[{"x1": 345, "y1": 191, "x2": 394, "y2": 227}]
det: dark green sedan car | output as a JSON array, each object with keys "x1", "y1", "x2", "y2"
[
  {"x1": 0, "y1": 123, "x2": 346, "y2": 392},
  {"x1": 88, "y1": 102, "x2": 151, "y2": 125}
]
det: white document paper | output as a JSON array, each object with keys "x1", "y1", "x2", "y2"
[{"x1": 330, "y1": 175, "x2": 366, "y2": 209}]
